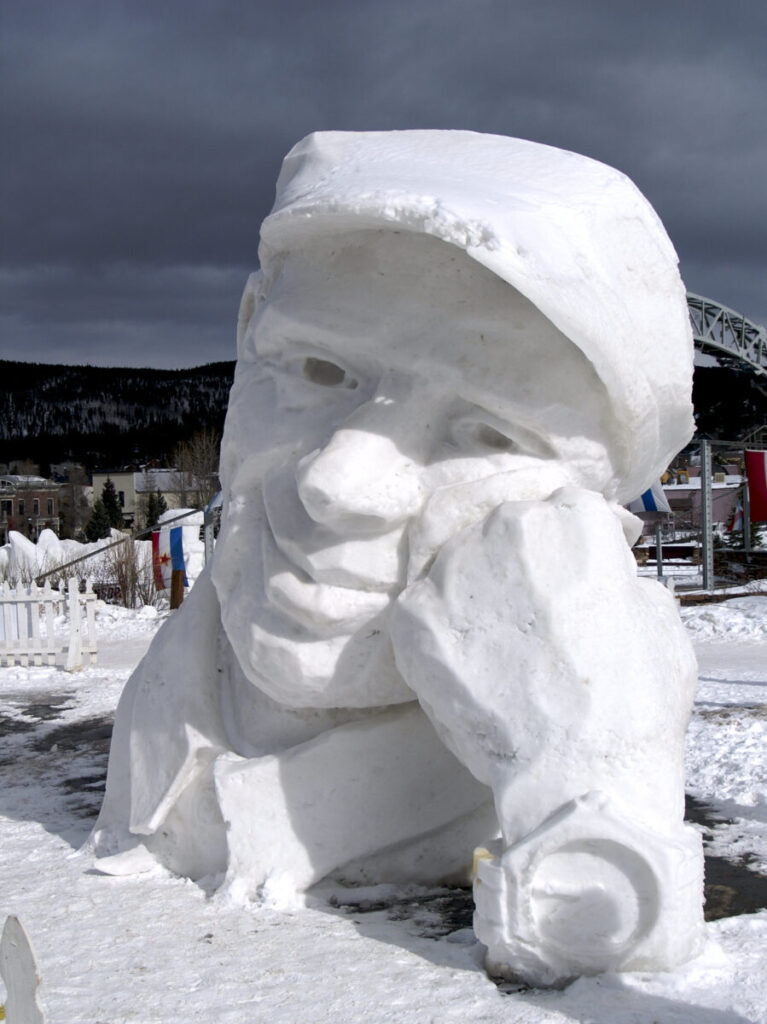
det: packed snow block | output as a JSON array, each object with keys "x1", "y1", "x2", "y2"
[
  {"x1": 474, "y1": 793, "x2": 704, "y2": 987},
  {"x1": 94, "y1": 130, "x2": 702, "y2": 986},
  {"x1": 215, "y1": 703, "x2": 493, "y2": 898}
]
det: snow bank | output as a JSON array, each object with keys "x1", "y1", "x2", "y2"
[
  {"x1": 682, "y1": 596, "x2": 767, "y2": 641},
  {"x1": 0, "y1": 528, "x2": 128, "y2": 582},
  {"x1": 0, "y1": 514, "x2": 206, "y2": 598}
]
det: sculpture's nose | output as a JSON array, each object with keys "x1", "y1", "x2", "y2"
[{"x1": 296, "y1": 387, "x2": 426, "y2": 532}]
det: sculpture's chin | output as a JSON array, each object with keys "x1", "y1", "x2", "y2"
[{"x1": 224, "y1": 604, "x2": 414, "y2": 710}]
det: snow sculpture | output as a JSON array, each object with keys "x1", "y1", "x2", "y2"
[{"x1": 93, "y1": 131, "x2": 705, "y2": 985}]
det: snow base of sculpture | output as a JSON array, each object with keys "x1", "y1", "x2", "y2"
[{"x1": 474, "y1": 791, "x2": 705, "y2": 987}]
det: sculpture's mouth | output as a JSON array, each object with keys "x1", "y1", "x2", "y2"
[
  {"x1": 261, "y1": 522, "x2": 395, "y2": 633},
  {"x1": 259, "y1": 464, "x2": 405, "y2": 635}
]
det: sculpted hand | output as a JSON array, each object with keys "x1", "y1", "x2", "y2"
[{"x1": 391, "y1": 485, "x2": 697, "y2": 841}]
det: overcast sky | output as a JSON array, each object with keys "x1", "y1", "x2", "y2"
[{"x1": 2, "y1": 0, "x2": 765, "y2": 369}]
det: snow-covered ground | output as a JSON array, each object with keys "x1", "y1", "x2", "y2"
[{"x1": 1, "y1": 597, "x2": 765, "y2": 1023}]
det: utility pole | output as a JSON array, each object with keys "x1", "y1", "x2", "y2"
[{"x1": 700, "y1": 440, "x2": 714, "y2": 591}]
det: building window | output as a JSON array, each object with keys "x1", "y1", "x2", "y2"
[
  {"x1": 1, "y1": 499, "x2": 11, "y2": 516},
  {"x1": 33, "y1": 498, "x2": 40, "y2": 516},
  {"x1": 47, "y1": 498, "x2": 54, "y2": 515},
  {"x1": 18, "y1": 499, "x2": 25, "y2": 516},
  {"x1": 118, "y1": 491, "x2": 125, "y2": 508}
]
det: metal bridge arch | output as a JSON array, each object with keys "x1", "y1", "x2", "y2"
[{"x1": 687, "y1": 293, "x2": 767, "y2": 376}]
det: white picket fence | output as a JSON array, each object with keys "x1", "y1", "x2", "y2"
[{"x1": 0, "y1": 578, "x2": 98, "y2": 669}]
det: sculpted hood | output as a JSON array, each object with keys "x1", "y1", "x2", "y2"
[{"x1": 257, "y1": 130, "x2": 694, "y2": 503}]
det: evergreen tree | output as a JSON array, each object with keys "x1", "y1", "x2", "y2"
[
  {"x1": 145, "y1": 491, "x2": 156, "y2": 529},
  {"x1": 100, "y1": 477, "x2": 124, "y2": 529},
  {"x1": 85, "y1": 499, "x2": 112, "y2": 541},
  {"x1": 145, "y1": 489, "x2": 167, "y2": 528},
  {"x1": 156, "y1": 488, "x2": 168, "y2": 521}
]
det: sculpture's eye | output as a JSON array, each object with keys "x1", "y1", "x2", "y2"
[
  {"x1": 302, "y1": 357, "x2": 357, "y2": 388},
  {"x1": 473, "y1": 424, "x2": 517, "y2": 451},
  {"x1": 452, "y1": 418, "x2": 519, "y2": 453}
]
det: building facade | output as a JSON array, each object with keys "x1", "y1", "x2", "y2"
[
  {"x1": 91, "y1": 468, "x2": 208, "y2": 531},
  {"x1": 0, "y1": 475, "x2": 61, "y2": 543}
]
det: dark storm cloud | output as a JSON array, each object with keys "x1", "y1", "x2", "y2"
[
  {"x1": 0, "y1": 263, "x2": 248, "y2": 368},
  {"x1": 2, "y1": 0, "x2": 765, "y2": 367}
]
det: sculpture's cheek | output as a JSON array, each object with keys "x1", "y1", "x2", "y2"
[{"x1": 213, "y1": 490, "x2": 413, "y2": 709}]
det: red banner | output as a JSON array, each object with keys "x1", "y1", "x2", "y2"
[
  {"x1": 151, "y1": 530, "x2": 166, "y2": 590},
  {"x1": 745, "y1": 449, "x2": 767, "y2": 522}
]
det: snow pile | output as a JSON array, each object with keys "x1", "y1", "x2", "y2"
[
  {"x1": 1, "y1": 514, "x2": 206, "y2": 599},
  {"x1": 91, "y1": 602, "x2": 162, "y2": 639},
  {"x1": 0, "y1": 527, "x2": 141, "y2": 583},
  {"x1": 682, "y1": 596, "x2": 767, "y2": 640}
]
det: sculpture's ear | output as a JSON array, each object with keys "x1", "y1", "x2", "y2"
[{"x1": 237, "y1": 271, "x2": 266, "y2": 353}]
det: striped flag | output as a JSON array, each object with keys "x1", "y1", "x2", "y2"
[
  {"x1": 151, "y1": 526, "x2": 189, "y2": 590},
  {"x1": 627, "y1": 479, "x2": 671, "y2": 514},
  {"x1": 745, "y1": 450, "x2": 767, "y2": 522}
]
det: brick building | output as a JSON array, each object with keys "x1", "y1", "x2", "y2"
[{"x1": 0, "y1": 475, "x2": 61, "y2": 543}]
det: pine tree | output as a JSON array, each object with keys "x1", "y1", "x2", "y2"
[
  {"x1": 85, "y1": 499, "x2": 112, "y2": 541},
  {"x1": 100, "y1": 477, "x2": 124, "y2": 529},
  {"x1": 156, "y1": 488, "x2": 168, "y2": 521},
  {"x1": 145, "y1": 489, "x2": 167, "y2": 528}
]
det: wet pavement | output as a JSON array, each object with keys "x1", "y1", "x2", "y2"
[{"x1": 686, "y1": 794, "x2": 767, "y2": 921}]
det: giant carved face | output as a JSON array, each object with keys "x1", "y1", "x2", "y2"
[{"x1": 211, "y1": 230, "x2": 616, "y2": 709}]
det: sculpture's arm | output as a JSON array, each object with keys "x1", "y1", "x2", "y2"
[{"x1": 391, "y1": 486, "x2": 704, "y2": 983}]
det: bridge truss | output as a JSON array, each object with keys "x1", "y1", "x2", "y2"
[{"x1": 687, "y1": 293, "x2": 767, "y2": 377}]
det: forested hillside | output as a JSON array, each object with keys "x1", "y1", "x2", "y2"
[
  {"x1": 0, "y1": 360, "x2": 235, "y2": 471},
  {"x1": 692, "y1": 366, "x2": 767, "y2": 440}
]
